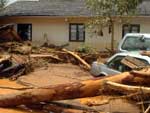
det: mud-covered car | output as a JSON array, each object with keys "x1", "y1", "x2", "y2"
[{"x1": 90, "y1": 52, "x2": 150, "y2": 76}]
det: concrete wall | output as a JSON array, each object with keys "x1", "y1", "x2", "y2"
[{"x1": 0, "y1": 16, "x2": 150, "y2": 51}]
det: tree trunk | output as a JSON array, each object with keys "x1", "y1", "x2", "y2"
[
  {"x1": 131, "y1": 69, "x2": 150, "y2": 78},
  {"x1": 0, "y1": 72, "x2": 148, "y2": 107},
  {"x1": 105, "y1": 81, "x2": 150, "y2": 94}
]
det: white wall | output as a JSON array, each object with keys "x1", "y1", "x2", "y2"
[{"x1": 1, "y1": 16, "x2": 150, "y2": 51}]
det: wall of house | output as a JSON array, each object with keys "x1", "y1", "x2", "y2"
[{"x1": 0, "y1": 16, "x2": 150, "y2": 51}]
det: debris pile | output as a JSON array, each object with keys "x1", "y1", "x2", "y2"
[
  {"x1": 31, "y1": 46, "x2": 101, "y2": 70},
  {"x1": 1, "y1": 40, "x2": 150, "y2": 112},
  {"x1": 0, "y1": 54, "x2": 33, "y2": 81},
  {"x1": 0, "y1": 24, "x2": 149, "y2": 112},
  {"x1": 0, "y1": 67, "x2": 150, "y2": 112}
]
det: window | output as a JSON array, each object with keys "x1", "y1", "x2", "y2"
[
  {"x1": 122, "y1": 24, "x2": 140, "y2": 37},
  {"x1": 69, "y1": 24, "x2": 85, "y2": 42},
  {"x1": 17, "y1": 24, "x2": 32, "y2": 41}
]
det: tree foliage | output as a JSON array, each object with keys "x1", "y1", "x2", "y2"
[
  {"x1": 87, "y1": 0, "x2": 142, "y2": 16},
  {"x1": 0, "y1": 0, "x2": 7, "y2": 9},
  {"x1": 86, "y1": 0, "x2": 143, "y2": 50}
]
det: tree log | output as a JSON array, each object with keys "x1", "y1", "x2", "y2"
[
  {"x1": 62, "y1": 49, "x2": 91, "y2": 70},
  {"x1": 131, "y1": 69, "x2": 150, "y2": 78},
  {"x1": 0, "y1": 72, "x2": 136, "y2": 107},
  {"x1": 105, "y1": 81, "x2": 150, "y2": 94},
  {"x1": 43, "y1": 101, "x2": 98, "y2": 113}
]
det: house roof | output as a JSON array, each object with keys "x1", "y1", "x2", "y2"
[
  {"x1": 0, "y1": 0, "x2": 92, "y2": 17},
  {"x1": 0, "y1": 0, "x2": 150, "y2": 17}
]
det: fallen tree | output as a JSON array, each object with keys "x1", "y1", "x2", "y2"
[
  {"x1": 0, "y1": 72, "x2": 148, "y2": 107},
  {"x1": 131, "y1": 69, "x2": 150, "y2": 78},
  {"x1": 105, "y1": 81, "x2": 150, "y2": 94}
]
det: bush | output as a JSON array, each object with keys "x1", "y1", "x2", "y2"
[{"x1": 76, "y1": 44, "x2": 96, "y2": 54}]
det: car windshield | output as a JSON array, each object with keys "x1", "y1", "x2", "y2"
[{"x1": 122, "y1": 36, "x2": 150, "y2": 51}]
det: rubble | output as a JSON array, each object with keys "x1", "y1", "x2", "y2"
[
  {"x1": 121, "y1": 56, "x2": 148, "y2": 69},
  {"x1": 0, "y1": 24, "x2": 22, "y2": 42},
  {"x1": 0, "y1": 32, "x2": 149, "y2": 112},
  {"x1": 0, "y1": 70, "x2": 150, "y2": 107}
]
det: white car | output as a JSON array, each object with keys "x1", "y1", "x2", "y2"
[
  {"x1": 118, "y1": 33, "x2": 150, "y2": 52},
  {"x1": 90, "y1": 52, "x2": 150, "y2": 76}
]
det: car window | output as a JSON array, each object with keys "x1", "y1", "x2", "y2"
[
  {"x1": 122, "y1": 36, "x2": 150, "y2": 51},
  {"x1": 107, "y1": 56, "x2": 132, "y2": 72}
]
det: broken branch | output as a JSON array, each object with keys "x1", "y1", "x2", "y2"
[{"x1": 62, "y1": 49, "x2": 91, "y2": 70}]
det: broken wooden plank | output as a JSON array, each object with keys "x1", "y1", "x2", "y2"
[
  {"x1": 121, "y1": 56, "x2": 148, "y2": 69},
  {"x1": 62, "y1": 49, "x2": 91, "y2": 70}
]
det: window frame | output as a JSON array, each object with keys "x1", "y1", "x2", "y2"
[
  {"x1": 122, "y1": 24, "x2": 140, "y2": 38},
  {"x1": 17, "y1": 23, "x2": 32, "y2": 41},
  {"x1": 69, "y1": 23, "x2": 85, "y2": 42}
]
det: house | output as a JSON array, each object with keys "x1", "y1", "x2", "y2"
[{"x1": 0, "y1": 0, "x2": 150, "y2": 50}]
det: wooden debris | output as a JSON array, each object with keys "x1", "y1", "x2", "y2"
[
  {"x1": 0, "y1": 55, "x2": 10, "y2": 64},
  {"x1": 140, "y1": 51, "x2": 150, "y2": 57},
  {"x1": 105, "y1": 81, "x2": 150, "y2": 94},
  {"x1": 30, "y1": 54, "x2": 63, "y2": 62},
  {"x1": 11, "y1": 54, "x2": 28, "y2": 64},
  {"x1": 44, "y1": 104, "x2": 87, "y2": 113},
  {"x1": 0, "y1": 71, "x2": 150, "y2": 107},
  {"x1": 144, "y1": 105, "x2": 150, "y2": 113},
  {"x1": 43, "y1": 101, "x2": 98, "y2": 113},
  {"x1": 9, "y1": 68, "x2": 25, "y2": 81},
  {"x1": 131, "y1": 69, "x2": 150, "y2": 78},
  {"x1": 0, "y1": 64, "x2": 25, "y2": 78},
  {"x1": 62, "y1": 49, "x2": 91, "y2": 70},
  {"x1": 121, "y1": 56, "x2": 148, "y2": 69},
  {"x1": 0, "y1": 24, "x2": 22, "y2": 42}
]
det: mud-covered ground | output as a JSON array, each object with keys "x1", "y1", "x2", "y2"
[{"x1": 0, "y1": 63, "x2": 142, "y2": 113}]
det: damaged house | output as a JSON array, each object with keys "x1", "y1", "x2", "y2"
[{"x1": 0, "y1": 0, "x2": 150, "y2": 50}]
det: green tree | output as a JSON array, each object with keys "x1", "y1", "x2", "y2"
[
  {"x1": 0, "y1": 0, "x2": 7, "y2": 9},
  {"x1": 86, "y1": 0, "x2": 143, "y2": 51}
]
